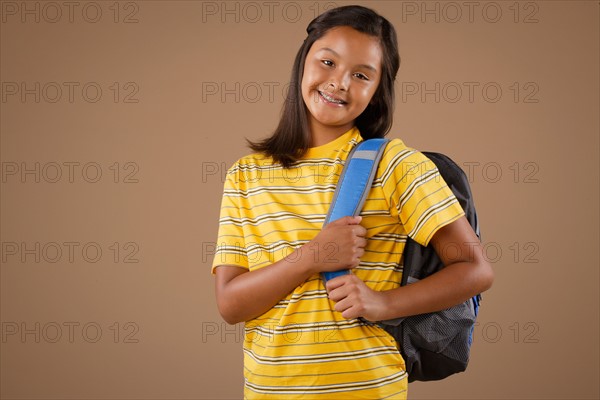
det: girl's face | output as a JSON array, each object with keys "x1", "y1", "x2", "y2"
[{"x1": 301, "y1": 26, "x2": 382, "y2": 137}]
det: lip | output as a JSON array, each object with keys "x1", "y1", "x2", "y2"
[{"x1": 318, "y1": 90, "x2": 347, "y2": 106}]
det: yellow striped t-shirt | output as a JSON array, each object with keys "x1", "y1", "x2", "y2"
[{"x1": 212, "y1": 127, "x2": 465, "y2": 399}]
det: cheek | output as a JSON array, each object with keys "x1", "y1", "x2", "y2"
[
  {"x1": 365, "y1": 81, "x2": 381, "y2": 104},
  {"x1": 301, "y1": 65, "x2": 321, "y2": 90},
  {"x1": 355, "y1": 85, "x2": 377, "y2": 107},
  {"x1": 301, "y1": 66, "x2": 322, "y2": 103},
  {"x1": 300, "y1": 74, "x2": 311, "y2": 105}
]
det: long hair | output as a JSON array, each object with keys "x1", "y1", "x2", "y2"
[{"x1": 247, "y1": 5, "x2": 400, "y2": 168}]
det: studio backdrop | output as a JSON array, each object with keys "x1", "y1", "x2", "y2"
[{"x1": 1, "y1": 1, "x2": 598, "y2": 399}]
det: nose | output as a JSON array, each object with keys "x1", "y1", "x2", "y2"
[
  {"x1": 325, "y1": 70, "x2": 350, "y2": 93},
  {"x1": 325, "y1": 82, "x2": 338, "y2": 93}
]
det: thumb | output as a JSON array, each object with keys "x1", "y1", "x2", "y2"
[{"x1": 330, "y1": 215, "x2": 362, "y2": 226}]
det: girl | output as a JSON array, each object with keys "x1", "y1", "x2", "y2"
[{"x1": 212, "y1": 5, "x2": 493, "y2": 399}]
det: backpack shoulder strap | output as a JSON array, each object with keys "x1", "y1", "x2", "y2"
[
  {"x1": 421, "y1": 152, "x2": 480, "y2": 238},
  {"x1": 321, "y1": 138, "x2": 389, "y2": 282},
  {"x1": 380, "y1": 151, "x2": 482, "y2": 326},
  {"x1": 399, "y1": 151, "x2": 481, "y2": 288}
]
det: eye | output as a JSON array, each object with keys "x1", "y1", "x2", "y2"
[
  {"x1": 354, "y1": 72, "x2": 369, "y2": 81},
  {"x1": 321, "y1": 59, "x2": 334, "y2": 67}
]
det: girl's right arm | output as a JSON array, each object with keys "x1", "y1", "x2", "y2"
[{"x1": 214, "y1": 216, "x2": 367, "y2": 324}]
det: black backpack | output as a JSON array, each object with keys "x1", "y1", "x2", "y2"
[
  {"x1": 379, "y1": 151, "x2": 482, "y2": 382},
  {"x1": 322, "y1": 140, "x2": 482, "y2": 382}
]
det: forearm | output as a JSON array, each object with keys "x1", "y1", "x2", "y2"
[
  {"x1": 215, "y1": 216, "x2": 368, "y2": 324},
  {"x1": 216, "y1": 251, "x2": 316, "y2": 324},
  {"x1": 377, "y1": 260, "x2": 492, "y2": 321}
]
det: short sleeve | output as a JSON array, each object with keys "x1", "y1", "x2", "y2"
[
  {"x1": 379, "y1": 140, "x2": 465, "y2": 247},
  {"x1": 211, "y1": 162, "x2": 249, "y2": 274}
]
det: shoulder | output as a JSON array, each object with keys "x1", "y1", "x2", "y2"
[
  {"x1": 221, "y1": 151, "x2": 283, "y2": 192},
  {"x1": 226, "y1": 152, "x2": 278, "y2": 176},
  {"x1": 380, "y1": 137, "x2": 427, "y2": 161},
  {"x1": 377, "y1": 137, "x2": 435, "y2": 183}
]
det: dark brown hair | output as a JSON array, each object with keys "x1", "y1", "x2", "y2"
[{"x1": 248, "y1": 5, "x2": 400, "y2": 167}]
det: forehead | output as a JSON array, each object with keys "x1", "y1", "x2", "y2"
[{"x1": 310, "y1": 26, "x2": 382, "y2": 66}]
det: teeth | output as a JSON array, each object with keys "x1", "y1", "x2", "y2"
[{"x1": 320, "y1": 91, "x2": 345, "y2": 104}]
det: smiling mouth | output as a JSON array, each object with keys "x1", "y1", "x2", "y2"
[{"x1": 318, "y1": 91, "x2": 347, "y2": 105}]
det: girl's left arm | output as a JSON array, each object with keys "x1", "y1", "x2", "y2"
[{"x1": 326, "y1": 216, "x2": 494, "y2": 321}]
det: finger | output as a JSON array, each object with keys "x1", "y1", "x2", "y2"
[
  {"x1": 328, "y1": 282, "x2": 351, "y2": 302},
  {"x1": 328, "y1": 286, "x2": 346, "y2": 302},
  {"x1": 355, "y1": 248, "x2": 365, "y2": 259},
  {"x1": 341, "y1": 305, "x2": 361, "y2": 320},
  {"x1": 348, "y1": 216, "x2": 363, "y2": 225},
  {"x1": 349, "y1": 256, "x2": 361, "y2": 268},
  {"x1": 325, "y1": 274, "x2": 350, "y2": 292},
  {"x1": 330, "y1": 215, "x2": 362, "y2": 226},
  {"x1": 353, "y1": 225, "x2": 368, "y2": 237},
  {"x1": 336, "y1": 298, "x2": 364, "y2": 320},
  {"x1": 334, "y1": 297, "x2": 353, "y2": 314},
  {"x1": 356, "y1": 237, "x2": 367, "y2": 248}
]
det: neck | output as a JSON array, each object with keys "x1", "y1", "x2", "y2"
[{"x1": 309, "y1": 120, "x2": 354, "y2": 147}]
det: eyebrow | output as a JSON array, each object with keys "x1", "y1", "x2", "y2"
[{"x1": 317, "y1": 47, "x2": 378, "y2": 73}]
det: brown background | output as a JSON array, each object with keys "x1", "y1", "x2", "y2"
[{"x1": 1, "y1": 1, "x2": 598, "y2": 399}]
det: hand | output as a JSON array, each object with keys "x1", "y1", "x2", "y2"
[
  {"x1": 326, "y1": 274, "x2": 386, "y2": 321},
  {"x1": 301, "y1": 216, "x2": 367, "y2": 274}
]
